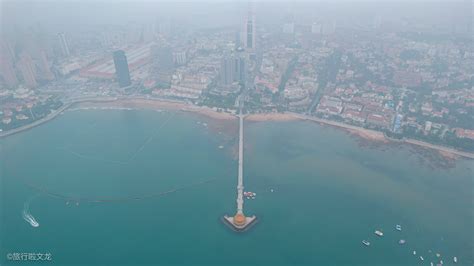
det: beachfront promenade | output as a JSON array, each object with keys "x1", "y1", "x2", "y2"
[
  {"x1": 223, "y1": 111, "x2": 257, "y2": 231},
  {"x1": 0, "y1": 97, "x2": 119, "y2": 138}
]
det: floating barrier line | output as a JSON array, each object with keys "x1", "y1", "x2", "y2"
[
  {"x1": 18, "y1": 176, "x2": 217, "y2": 204},
  {"x1": 58, "y1": 113, "x2": 174, "y2": 165}
]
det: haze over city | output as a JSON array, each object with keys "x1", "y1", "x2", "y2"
[{"x1": 0, "y1": 0, "x2": 472, "y2": 265}]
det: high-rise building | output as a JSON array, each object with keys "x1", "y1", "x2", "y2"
[
  {"x1": 243, "y1": 9, "x2": 256, "y2": 51},
  {"x1": 220, "y1": 52, "x2": 247, "y2": 87},
  {"x1": 57, "y1": 33, "x2": 70, "y2": 57},
  {"x1": 173, "y1": 50, "x2": 187, "y2": 66},
  {"x1": 0, "y1": 54, "x2": 18, "y2": 88},
  {"x1": 311, "y1": 22, "x2": 322, "y2": 34},
  {"x1": 152, "y1": 46, "x2": 174, "y2": 88},
  {"x1": 154, "y1": 46, "x2": 174, "y2": 70},
  {"x1": 233, "y1": 55, "x2": 247, "y2": 84},
  {"x1": 322, "y1": 21, "x2": 336, "y2": 35},
  {"x1": 373, "y1": 15, "x2": 382, "y2": 30},
  {"x1": 17, "y1": 53, "x2": 37, "y2": 88},
  {"x1": 37, "y1": 50, "x2": 54, "y2": 81},
  {"x1": 220, "y1": 54, "x2": 234, "y2": 86},
  {"x1": 113, "y1": 50, "x2": 131, "y2": 87},
  {"x1": 283, "y1": 22, "x2": 295, "y2": 34}
]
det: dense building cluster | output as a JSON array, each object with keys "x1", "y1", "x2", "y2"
[{"x1": 1, "y1": 6, "x2": 472, "y2": 152}]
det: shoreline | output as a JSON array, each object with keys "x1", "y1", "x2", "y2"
[
  {"x1": 0, "y1": 97, "x2": 119, "y2": 139},
  {"x1": 246, "y1": 112, "x2": 474, "y2": 160},
  {"x1": 74, "y1": 98, "x2": 237, "y2": 121},
  {"x1": 2, "y1": 97, "x2": 473, "y2": 160}
]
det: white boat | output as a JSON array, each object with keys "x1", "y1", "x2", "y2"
[
  {"x1": 396, "y1": 224, "x2": 402, "y2": 231},
  {"x1": 453, "y1": 257, "x2": 457, "y2": 263},
  {"x1": 374, "y1": 230, "x2": 383, "y2": 237},
  {"x1": 431, "y1": 262, "x2": 434, "y2": 266},
  {"x1": 436, "y1": 253, "x2": 441, "y2": 258},
  {"x1": 362, "y1": 240, "x2": 370, "y2": 246},
  {"x1": 22, "y1": 211, "x2": 39, "y2": 228},
  {"x1": 270, "y1": 189, "x2": 274, "y2": 192},
  {"x1": 398, "y1": 239, "x2": 406, "y2": 244},
  {"x1": 413, "y1": 251, "x2": 417, "y2": 255},
  {"x1": 420, "y1": 256, "x2": 424, "y2": 261}
]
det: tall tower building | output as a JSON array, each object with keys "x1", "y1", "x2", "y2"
[
  {"x1": 311, "y1": 22, "x2": 322, "y2": 34},
  {"x1": 113, "y1": 50, "x2": 131, "y2": 87},
  {"x1": 283, "y1": 22, "x2": 295, "y2": 34},
  {"x1": 17, "y1": 53, "x2": 37, "y2": 88},
  {"x1": 0, "y1": 56, "x2": 18, "y2": 88},
  {"x1": 37, "y1": 50, "x2": 54, "y2": 81},
  {"x1": 220, "y1": 54, "x2": 234, "y2": 86},
  {"x1": 233, "y1": 55, "x2": 247, "y2": 84},
  {"x1": 57, "y1": 33, "x2": 70, "y2": 57},
  {"x1": 173, "y1": 50, "x2": 187, "y2": 66},
  {"x1": 243, "y1": 6, "x2": 256, "y2": 51},
  {"x1": 152, "y1": 46, "x2": 174, "y2": 88}
]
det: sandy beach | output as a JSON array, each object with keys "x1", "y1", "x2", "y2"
[
  {"x1": 75, "y1": 98, "x2": 237, "y2": 121},
  {"x1": 247, "y1": 112, "x2": 387, "y2": 142}
]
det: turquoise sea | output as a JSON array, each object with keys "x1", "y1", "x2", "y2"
[{"x1": 1, "y1": 109, "x2": 472, "y2": 265}]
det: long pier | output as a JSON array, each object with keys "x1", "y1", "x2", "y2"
[{"x1": 223, "y1": 112, "x2": 257, "y2": 231}]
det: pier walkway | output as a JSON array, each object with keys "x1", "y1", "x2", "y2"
[{"x1": 223, "y1": 111, "x2": 256, "y2": 231}]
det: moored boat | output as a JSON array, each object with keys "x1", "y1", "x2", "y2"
[{"x1": 362, "y1": 240, "x2": 370, "y2": 246}]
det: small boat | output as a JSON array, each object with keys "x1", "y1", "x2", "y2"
[
  {"x1": 252, "y1": 197, "x2": 255, "y2": 200},
  {"x1": 246, "y1": 197, "x2": 250, "y2": 200},
  {"x1": 374, "y1": 230, "x2": 383, "y2": 237},
  {"x1": 440, "y1": 260, "x2": 443, "y2": 264},
  {"x1": 362, "y1": 240, "x2": 370, "y2": 246},
  {"x1": 270, "y1": 189, "x2": 274, "y2": 192},
  {"x1": 436, "y1": 253, "x2": 441, "y2": 258},
  {"x1": 453, "y1": 257, "x2": 457, "y2": 263},
  {"x1": 420, "y1": 256, "x2": 424, "y2": 261},
  {"x1": 413, "y1": 251, "x2": 417, "y2": 255},
  {"x1": 398, "y1": 239, "x2": 406, "y2": 244},
  {"x1": 431, "y1": 262, "x2": 434, "y2": 266},
  {"x1": 396, "y1": 224, "x2": 402, "y2": 231}
]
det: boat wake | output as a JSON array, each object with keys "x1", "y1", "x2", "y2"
[{"x1": 22, "y1": 198, "x2": 39, "y2": 228}]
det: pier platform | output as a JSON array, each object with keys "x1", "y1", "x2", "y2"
[{"x1": 222, "y1": 213, "x2": 257, "y2": 232}]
